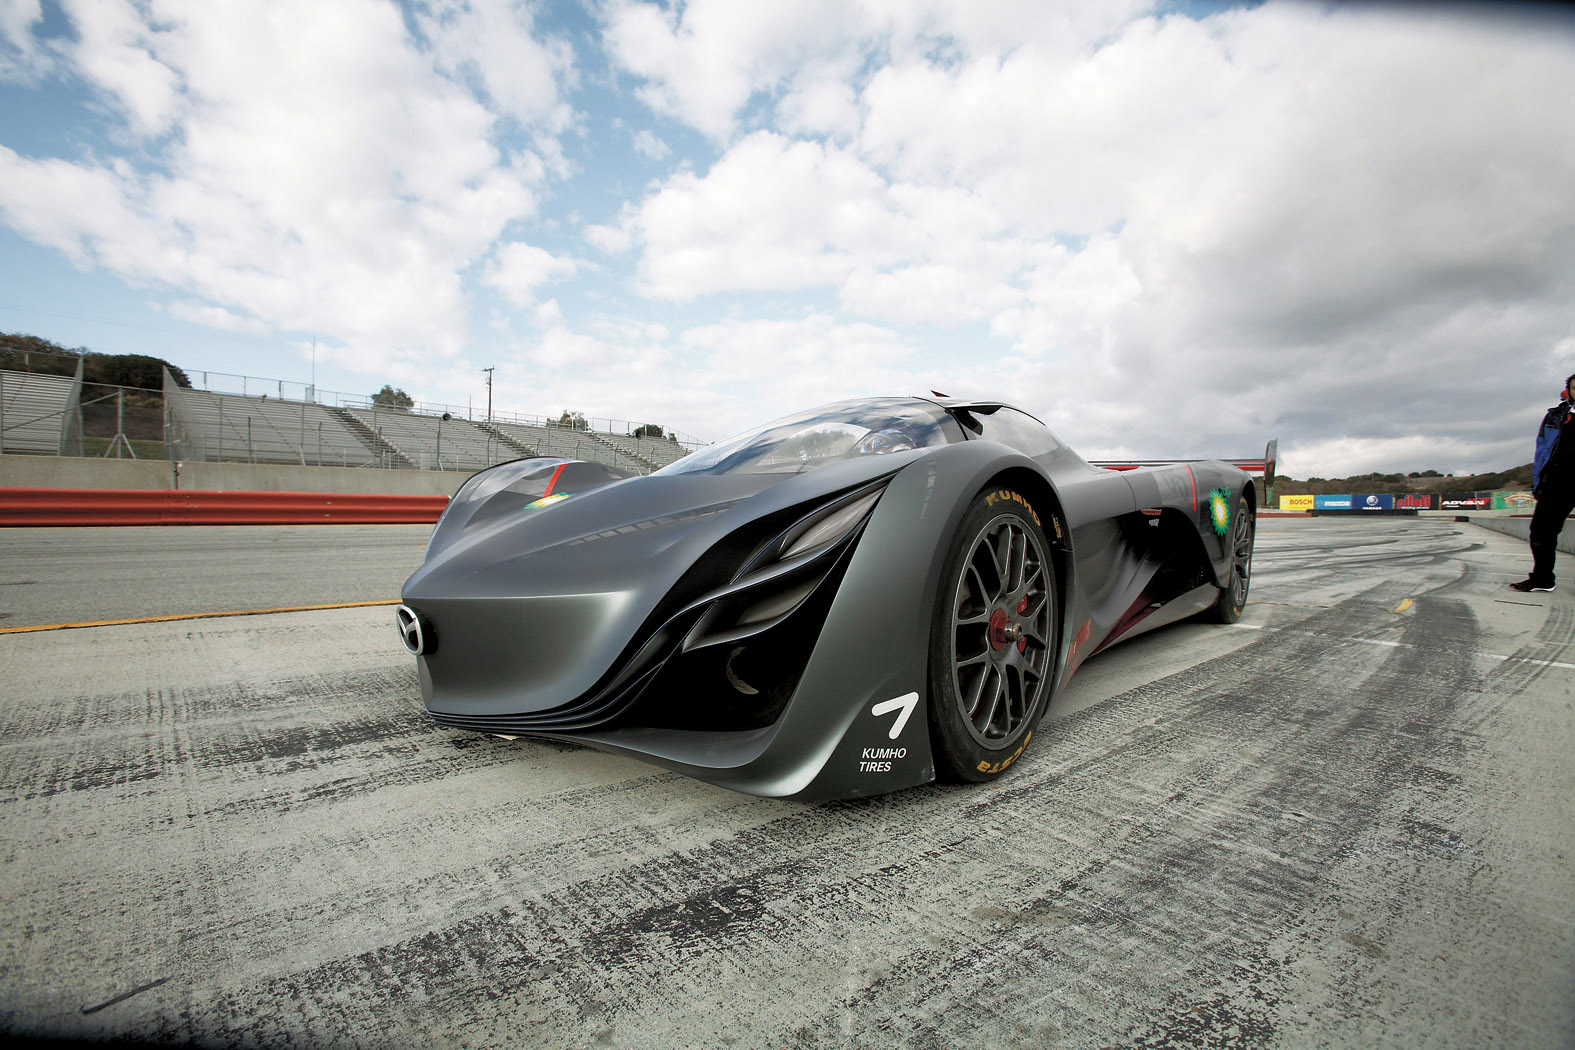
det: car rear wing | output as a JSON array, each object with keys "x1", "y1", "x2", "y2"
[{"x1": 1091, "y1": 439, "x2": 1278, "y2": 502}]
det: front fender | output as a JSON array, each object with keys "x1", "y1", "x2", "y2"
[
  {"x1": 554, "y1": 443, "x2": 1061, "y2": 801},
  {"x1": 784, "y1": 441, "x2": 1059, "y2": 801}
]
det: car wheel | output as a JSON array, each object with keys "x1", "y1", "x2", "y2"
[
  {"x1": 928, "y1": 488, "x2": 1058, "y2": 782},
  {"x1": 1209, "y1": 494, "x2": 1254, "y2": 624}
]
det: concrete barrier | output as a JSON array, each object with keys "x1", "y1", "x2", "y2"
[
  {"x1": 1465, "y1": 515, "x2": 1575, "y2": 556},
  {"x1": 0, "y1": 487, "x2": 448, "y2": 526},
  {"x1": 0, "y1": 453, "x2": 470, "y2": 495}
]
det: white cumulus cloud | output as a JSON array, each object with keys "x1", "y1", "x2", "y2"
[
  {"x1": 0, "y1": 0, "x2": 573, "y2": 377},
  {"x1": 483, "y1": 241, "x2": 577, "y2": 307},
  {"x1": 601, "y1": 1, "x2": 1575, "y2": 473}
]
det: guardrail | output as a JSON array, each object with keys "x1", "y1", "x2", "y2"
[{"x1": 0, "y1": 487, "x2": 448, "y2": 526}]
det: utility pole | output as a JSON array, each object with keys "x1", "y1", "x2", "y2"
[{"x1": 483, "y1": 366, "x2": 495, "y2": 421}]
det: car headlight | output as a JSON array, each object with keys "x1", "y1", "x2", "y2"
[
  {"x1": 452, "y1": 458, "x2": 563, "y2": 505},
  {"x1": 777, "y1": 487, "x2": 884, "y2": 561}
]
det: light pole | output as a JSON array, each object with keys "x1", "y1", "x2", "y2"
[{"x1": 483, "y1": 366, "x2": 495, "y2": 421}]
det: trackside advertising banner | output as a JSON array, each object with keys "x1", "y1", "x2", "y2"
[
  {"x1": 1441, "y1": 493, "x2": 1492, "y2": 510},
  {"x1": 1313, "y1": 494, "x2": 1353, "y2": 510},
  {"x1": 1394, "y1": 493, "x2": 1439, "y2": 510},
  {"x1": 1279, "y1": 494, "x2": 1314, "y2": 511},
  {"x1": 1492, "y1": 491, "x2": 1535, "y2": 511},
  {"x1": 1354, "y1": 494, "x2": 1394, "y2": 511}
]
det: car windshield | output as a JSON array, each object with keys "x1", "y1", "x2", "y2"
[{"x1": 656, "y1": 398, "x2": 963, "y2": 477}]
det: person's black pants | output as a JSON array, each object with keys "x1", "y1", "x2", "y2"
[{"x1": 1528, "y1": 480, "x2": 1575, "y2": 584}]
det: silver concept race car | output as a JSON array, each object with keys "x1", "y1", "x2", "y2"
[{"x1": 399, "y1": 397, "x2": 1271, "y2": 801}]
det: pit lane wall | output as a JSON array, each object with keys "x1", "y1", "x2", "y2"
[
  {"x1": 0, "y1": 453, "x2": 467, "y2": 495},
  {"x1": 1462, "y1": 514, "x2": 1575, "y2": 556},
  {"x1": 0, "y1": 453, "x2": 463, "y2": 526}
]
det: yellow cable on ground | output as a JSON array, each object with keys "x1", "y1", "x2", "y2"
[{"x1": 0, "y1": 600, "x2": 401, "y2": 635}]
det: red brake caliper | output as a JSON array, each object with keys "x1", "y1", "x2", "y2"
[{"x1": 988, "y1": 609, "x2": 1009, "y2": 652}]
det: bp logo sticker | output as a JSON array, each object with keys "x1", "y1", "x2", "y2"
[{"x1": 1208, "y1": 488, "x2": 1231, "y2": 535}]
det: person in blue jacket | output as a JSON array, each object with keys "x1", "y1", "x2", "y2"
[{"x1": 1510, "y1": 372, "x2": 1575, "y2": 592}]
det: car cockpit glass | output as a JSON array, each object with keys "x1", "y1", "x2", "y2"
[
  {"x1": 655, "y1": 399, "x2": 963, "y2": 477},
  {"x1": 966, "y1": 405, "x2": 1066, "y2": 460}
]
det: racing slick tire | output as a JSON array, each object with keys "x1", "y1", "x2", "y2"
[
  {"x1": 1209, "y1": 495, "x2": 1254, "y2": 624},
  {"x1": 927, "y1": 488, "x2": 1058, "y2": 783}
]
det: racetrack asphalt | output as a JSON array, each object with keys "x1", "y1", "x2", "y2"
[{"x1": 0, "y1": 517, "x2": 1571, "y2": 1048}]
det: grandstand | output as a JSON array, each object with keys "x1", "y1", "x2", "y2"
[
  {"x1": 166, "y1": 381, "x2": 383, "y2": 467},
  {"x1": 482, "y1": 419, "x2": 684, "y2": 473},
  {"x1": 1, "y1": 368, "x2": 78, "y2": 455},
  {"x1": 595, "y1": 430, "x2": 690, "y2": 471},
  {"x1": 160, "y1": 369, "x2": 700, "y2": 474},
  {"x1": 340, "y1": 406, "x2": 521, "y2": 472},
  {"x1": 0, "y1": 357, "x2": 703, "y2": 475}
]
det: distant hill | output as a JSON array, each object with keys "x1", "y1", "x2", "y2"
[
  {"x1": 1273, "y1": 464, "x2": 1533, "y2": 496},
  {"x1": 1, "y1": 331, "x2": 190, "y2": 389}
]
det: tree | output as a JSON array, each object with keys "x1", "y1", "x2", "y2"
[
  {"x1": 372, "y1": 385, "x2": 414, "y2": 410},
  {"x1": 632, "y1": 423, "x2": 664, "y2": 439},
  {"x1": 86, "y1": 353, "x2": 190, "y2": 390},
  {"x1": 1, "y1": 332, "x2": 84, "y2": 377},
  {"x1": 1, "y1": 332, "x2": 190, "y2": 387},
  {"x1": 555, "y1": 409, "x2": 588, "y2": 431}
]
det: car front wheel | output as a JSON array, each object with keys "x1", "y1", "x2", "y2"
[{"x1": 927, "y1": 488, "x2": 1058, "y2": 783}]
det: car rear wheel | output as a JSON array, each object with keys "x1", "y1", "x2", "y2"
[
  {"x1": 928, "y1": 488, "x2": 1057, "y2": 782},
  {"x1": 1209, "y1": 494, "x2": 1254, "y2": 623}
]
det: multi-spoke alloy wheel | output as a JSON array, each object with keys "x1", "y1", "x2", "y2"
[{"x1": 928, "y1": 489, "x2": 1058, "y2": 781}]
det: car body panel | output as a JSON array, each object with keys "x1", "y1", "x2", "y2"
[{"x1": 401, "y1": 397, "x2": 1260, "y2": 800}]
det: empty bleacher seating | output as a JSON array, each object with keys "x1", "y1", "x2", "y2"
[
  {"x1": 339, "y1": 407, "x2": 524, "y2": 472},
  {"x1": 1, "y1": 362, "x2": 712, "y2": 474},
  {"x1": 168, "y1": 389, "x2": 382, "y2": 467},
  {"x1": 0, "y1": 369, "x2": 74, "y2": 455}
]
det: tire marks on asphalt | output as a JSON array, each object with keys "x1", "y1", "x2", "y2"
[{"x1": 3, "y1": 520, "x2": 1573, "y2": 1048}]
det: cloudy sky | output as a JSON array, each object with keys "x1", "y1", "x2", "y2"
[{"x1": 0, "y1": 0, "x2": 1571, "y2": 476}]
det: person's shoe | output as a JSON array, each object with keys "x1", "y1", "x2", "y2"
[{"x1": 1509, "y1": 578, "x2": 1556, "y2": 592}]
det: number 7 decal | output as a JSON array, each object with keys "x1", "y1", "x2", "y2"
[{"x1": 871, "y1": 692, "x2": 918, "y2": 740}]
